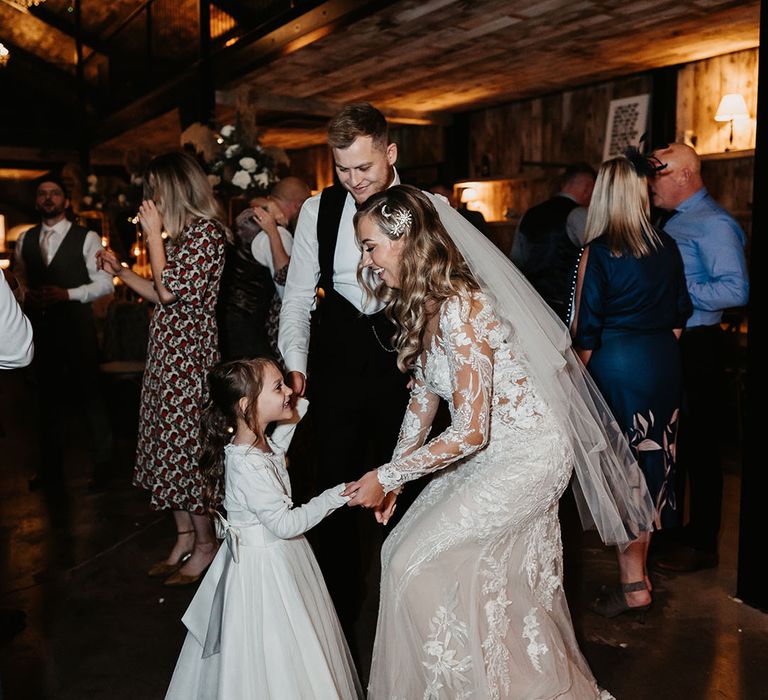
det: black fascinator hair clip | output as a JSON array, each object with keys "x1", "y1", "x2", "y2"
[{"x1": 623, "y1": 146, "x2": 668, "y2": 178}]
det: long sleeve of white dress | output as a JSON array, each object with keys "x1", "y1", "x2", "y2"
[
  {"x1": 228, "y1": 454, "x2": 347, "y2": 540},
  {"x1": 377, "y1": 297, "x2": 494, "y2": 493}
]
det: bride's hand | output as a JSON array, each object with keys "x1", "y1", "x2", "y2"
[
  {"x1": 343, "y1": 470, "x2": 384, "y2": 509},
  {"x1": 374, "y1": 491, "x2": 398, "y2": 526}
]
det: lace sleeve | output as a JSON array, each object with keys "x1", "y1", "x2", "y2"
[
  {"x1": 377, "y1": 369, "x2": 440, "y2": 494},
  {"x1": 377, "y1": 296, "x2": 493, "y2": 492}
]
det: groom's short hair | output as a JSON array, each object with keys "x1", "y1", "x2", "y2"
[{"x1": 328, "y1": 102, "x2": 389, "y2": 151}]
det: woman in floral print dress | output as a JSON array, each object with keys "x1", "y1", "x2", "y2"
[{"x1": 98, "y1": 152, "x2": 227, "y2": 585}]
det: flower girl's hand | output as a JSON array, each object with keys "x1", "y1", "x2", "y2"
[
  {"x1": 374, "y1": 491, "x2": 398, "y2": 526},
  {"x1": 343, "y1": 470, "x2": 384, "y2": 509}
]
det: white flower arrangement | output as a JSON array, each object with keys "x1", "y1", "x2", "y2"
[
  {"x1": 208, "y1": 121, "x2": 277, "y2": 197},
  {"x1": 239, "y1": 156, "x2": 257, "y2": 172},
  {"x1": 231, "y1": 170, "x2": 252, "y2": 190}
]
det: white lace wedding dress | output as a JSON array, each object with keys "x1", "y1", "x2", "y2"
[{"x1": 368, "y1": 293, "x2": 613, "y2": 700}]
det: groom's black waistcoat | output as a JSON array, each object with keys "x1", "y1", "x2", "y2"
[{"x1": 312, "y1": 184, "x2": 397, "y2": 358}]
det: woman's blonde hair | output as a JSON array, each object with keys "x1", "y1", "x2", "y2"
[
  {"x1": 354, "y1": 185, "x2": 479, "y2": 372},
  {"x1": 583, "y1": 155, "x2": 660, "y2": 257},
  {"x1": 143, "y1": 151, "x2": 223, "y2": 242}
]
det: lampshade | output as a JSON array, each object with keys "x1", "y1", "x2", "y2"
[
  {"x1": 460, "y1": 187, "x2": 478, "y2": 204},
  {"x1": 714, "y1": 93, "x2": 749, "y2": 122}
]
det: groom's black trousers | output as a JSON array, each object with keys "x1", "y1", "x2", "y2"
[{"x1": 304, "y1": 290, "x2": 410, "y2": 642}]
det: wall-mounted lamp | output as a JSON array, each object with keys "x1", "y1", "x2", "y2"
[
  {"x1": 460, "y1": 187, "x2": 478, "y2": 205},
  {"x1": 714, "y1": 93, "x2": 749, "y2": 149}
]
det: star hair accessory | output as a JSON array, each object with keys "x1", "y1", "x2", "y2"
[{"x1": 380, "y1": 203, "x2": 412, "y2": 239}]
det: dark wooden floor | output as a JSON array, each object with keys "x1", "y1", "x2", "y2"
[{"x1": 1, "y1": 367, "x2": 765, "y2": 700}]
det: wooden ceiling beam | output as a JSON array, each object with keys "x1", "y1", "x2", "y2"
[
  {"x1": 210, "y1": 0, "x2": 261, "y2": 26},
  {"x1": 217, "y1": 90, "x2": 453, "y2": 126},
  {"x1": 0, "y1": 38, "x2": 79, "y2": 95},
  {"x1": 93, "y1": 0, "x2": 397, "y2": 144}
]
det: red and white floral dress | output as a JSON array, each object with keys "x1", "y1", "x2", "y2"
[{"x1": 133, "y1": 218, "x2": 226, "y2": 514}]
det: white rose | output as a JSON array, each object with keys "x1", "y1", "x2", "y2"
[
  {"x1": 220, "y1": 124, "x2": 235, "y2": 138},
  {"x1": 239, "y1": 157, "x2": 257, "y2": 172},
  {"x1": 231, "y1": 170, "x2": 252, "y2": 190},
  {"x1": 225, "y1": 144, "x2": 240, "y2": 158},
  {"x1": 254, "y1": 172, "x2": 270, "y2": 189},
  {"x1": 207, "y1": 174, "x2": 221, "y2": 187}
]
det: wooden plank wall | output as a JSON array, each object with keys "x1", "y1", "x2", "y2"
[
  {"x1": 467, "y1": 74, "x2": 652, "y2": 179},
  {"x1": 701, "y1": 154, "x2": 754, "y2": 241},
  {"x1": 285, "y1": 144, "x2": 334, "y2": 193},
  {"x1": 677, "y1": 49, "x2": 758, "y2": 155}
]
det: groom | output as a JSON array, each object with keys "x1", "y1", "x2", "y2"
[{"x1": 278, "y1": 103, "x2": 410, "y2": 640}]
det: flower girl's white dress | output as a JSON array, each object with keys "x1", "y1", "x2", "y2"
[{"x1": 166, "y1": 402, "x2": 362, "y2": 700}]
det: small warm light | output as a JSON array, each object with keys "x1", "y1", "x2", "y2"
[
  {"x1": 225, "y1": 37, "x2": 238, "y2": 47},
  {"x1": 161, "y1": 231, "x2": 169, "y2": 239},
  {"x1": 132, "y1": 246, "x2": 141, "y2": 256},
  {"x1": 216, "y1": 137, "x2": 224, "y2": 145},
  {"x1": 715, "y1": 93, "x2": 750, "y2": 122},
  {"x1": 101, "y1": 236, "x2": 108, "y2": 248},
  {"x1": 0, "y1": 43, "x2": 10, "y2": 68},
  {"x1": 460, "y1": 188, "x2": 478, "y2": 204},
  {"x1": 120, "y1": 262, "x2": 129, "y2": 268}
]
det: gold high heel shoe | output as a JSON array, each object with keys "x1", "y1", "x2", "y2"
[
  {"x1": 163, "y1": 542, "x2": 218, "y2": 587},
  {"x1": 147, "y1": 530, "x2": 194, "y2": 578}
]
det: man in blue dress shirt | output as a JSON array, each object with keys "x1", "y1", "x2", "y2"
[{"x1": 650, "y1": 143, "x2": 749, "y2": 572}]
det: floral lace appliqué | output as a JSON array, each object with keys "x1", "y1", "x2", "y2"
[
  {"x1": 422, "y1": 584, "x2": 473, "y2": 700},
  {"x1": 522, "y1": 607, "x2": 549, "y2": 673}
]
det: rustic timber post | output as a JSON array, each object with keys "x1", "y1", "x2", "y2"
[{"x1": 736, "y1": 10, "x2": 765, "y2": 612}]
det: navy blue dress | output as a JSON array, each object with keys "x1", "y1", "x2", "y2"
[{"x1": 574, "y1": 231, "x2": 692, "y2": 529}]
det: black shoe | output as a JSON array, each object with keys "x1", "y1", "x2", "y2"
[{"x1": 653, "y1": 545, "x2": 719, "y2": 573}]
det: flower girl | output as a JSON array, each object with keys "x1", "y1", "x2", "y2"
[{"x1": 166, "y1": 358, "x2": 362, "y2": 699}]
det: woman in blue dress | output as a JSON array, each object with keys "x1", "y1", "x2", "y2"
[{"x1": 573, "y1": 151, "x2": 692, "y2": 618}]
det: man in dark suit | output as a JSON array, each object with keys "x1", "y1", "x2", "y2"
[
  {"x1": 278, "y1": 104, "x2": 410, "y2": 646},
  {"x1": 511, "y1": 163, "x2": 596, "y2": 324},
  {"x1": 14, "y1": 177, "x2": 113, "y2": 491}
]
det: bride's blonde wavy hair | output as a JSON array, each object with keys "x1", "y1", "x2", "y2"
[{"x1": 354, "y1": 185, "x2": 479, "y2": 372}]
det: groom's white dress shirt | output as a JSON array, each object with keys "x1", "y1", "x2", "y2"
[{"x1": 278, "y1": 170, "x2": 400, "y2": 377}]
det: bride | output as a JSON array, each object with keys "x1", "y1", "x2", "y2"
[{"x1": 344, "y1": 185, "x2": 653, "y2": 699}]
